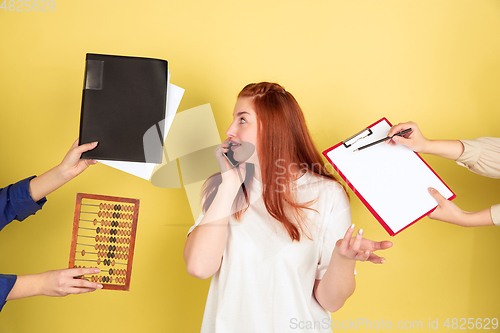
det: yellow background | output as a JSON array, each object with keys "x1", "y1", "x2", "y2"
[{"x1": 1, "y1": 0, "x2": 499, "y2": 332}]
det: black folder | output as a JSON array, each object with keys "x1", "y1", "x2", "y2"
[{"x1": 79, "y1": 53, "x2": 168, "y2": 163}]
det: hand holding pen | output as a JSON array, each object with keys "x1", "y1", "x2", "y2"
[
  {"x1": 388, "y1": 121, "x2": 465, "y2": 161},
  {"x1": 354, "y1": 128, "x2": 412, "y2": 152},
  {"x1": 385, "y1": 121, "x2": 430, "y2": 153}
]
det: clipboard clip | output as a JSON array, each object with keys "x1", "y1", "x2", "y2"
[{"x1": 342, "y1": 128, "x2": 373, "y2": 148}]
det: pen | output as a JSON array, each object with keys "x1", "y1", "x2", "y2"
[{"x1": 354, "y1": 128, "x2": 412, "y2": 152}]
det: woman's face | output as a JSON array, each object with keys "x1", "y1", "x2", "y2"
[{"x1": 225, "y1": 97, "x2": 258, "y2": 164}]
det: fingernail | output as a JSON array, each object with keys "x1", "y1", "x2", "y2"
[
  {"x1": 93, "y1": 141, "x2": 98, "y2": 145},
  {"x1": 429, "y1": 187, "x2": 435, "y2": 192},
  {"x1": 97, "y1": 284, "x2": 103, "y2": 289},
  {"x1": 94, "y1": 268, "x2": 100, "y2": 273},
  {"x1": 350, "y1": 224, "x2": 355, "y2": 229},
  {"x1": 393, "y1": 136, "x2": 399, "y2": 142},
  {"x1": 381, "y1": 259, "x2": 386, "y2": 263},
  {"x1": 365, "y1": 251, "x2": 370, "y2": 256},
  {"x1": 358, "y1": 229, "x2": 363, "y2": 236}
]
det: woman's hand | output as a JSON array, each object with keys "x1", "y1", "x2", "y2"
[
  {"x1": 315, "y1": 225, "x2": 393, "y2": 312},
  {"x1": 427, "y1": 187, "x2": 465, "y2": 224},
  {"x1": 387, "y1": 121, "x2": 464, "y2": 159},
  {"x1": 7, "y1": 267, "x2": 103, "y2": 301},
  {"x1": 38, "y1": 267, "x2": 103, "y2": 297},
  {"x1": 334, "y1": 224, "x2": 393, "y2": 264},
  {"x1": 214, "y1": 140, "x2": 247, "y2": 191},
  {"x1": 427, "y1": 187, "x2": 494, "y2": 227},
  {"x1": 28, "y1": 139, "x2": 98, "y2": 202},
  {"x1": 387, "y1": 121, "x2": 430, "y2": 153},
  {"x1": 57, "y1": 139, "x2": 98, "y2": 182}
]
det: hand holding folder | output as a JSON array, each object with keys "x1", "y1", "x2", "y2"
[
  {"x1": 79, "y1": 53, "x2": 169, "y2": 163},
  {"x1": 323, "y1": 118, "x2": 455, "y2": 236}
]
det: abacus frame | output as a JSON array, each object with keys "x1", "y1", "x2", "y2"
[{"x1": 68, "y1": 193, "x2": 140, "y2": 291}]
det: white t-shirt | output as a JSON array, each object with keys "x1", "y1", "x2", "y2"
[{"x1": 188, "y1": 171, "x2": 352, "y2": 333}]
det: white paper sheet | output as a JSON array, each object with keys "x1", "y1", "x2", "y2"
[{"x1": 325, "y1": 119, "x2": 454, "y2": 235}]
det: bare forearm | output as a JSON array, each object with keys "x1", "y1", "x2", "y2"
[
  {"x1": 421, "y1": 140, "x2": 464, "y2": 161},
  {"x1": 315, "y1": 252, "x2": 356, "y2": 313},
  {"x1": 29, "y1": 165, "x2": 72, "y2": 202},
  {"x1": 6, "y1": 274, "x2": 43, "y2": 300},
  {"x1": 184, "y1": 185, "x2": 239, "y2": 279},
  {"x1": 28, "y1": 140, "x2": 99, "y2": 202},
  {"x1": 184, "y1": 218, "x2": 229, "y2": 279},
  {"x1": 462, "y1": 208, "x2": 494, "y2": 227},
  {"x1": 7, "y1": 268, "x2": 102, "y2": 300},
  {"x1": 436, "y1": 207, "x2": 494, "y2": 227}
]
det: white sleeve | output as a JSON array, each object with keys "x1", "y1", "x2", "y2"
[
  {"x1": 316, "y1": 186, "x2": 352, "y2": 280},
  {"x1": 491, "y1": 204, "x2": 500, "y2": 227},
  {"x1": 187, "y1": 212, "x2": 204, "y2": 237}
]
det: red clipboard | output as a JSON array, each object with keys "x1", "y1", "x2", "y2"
[{"x1": 322, "y1": 118, "x2": 456, "y2": 236}]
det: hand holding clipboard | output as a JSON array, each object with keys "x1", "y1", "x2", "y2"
[
  {"x1": 385, "y1": 121, "x2": 498, "y2": 227},
  {"x1": 323, "y1": 118, "x2": 455, "y2": 236}
]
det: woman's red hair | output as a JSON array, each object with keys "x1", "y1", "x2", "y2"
[{"x1": 201, "y1": 82, "x2": 345, "y2": 241}]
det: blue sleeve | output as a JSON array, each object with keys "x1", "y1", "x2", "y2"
[
  {"x1": 0, "y1": 176, "x2": 47, "y2": 232},
  {"x1": 0, "y1": 274, "x2": 17, "y2": 312}
]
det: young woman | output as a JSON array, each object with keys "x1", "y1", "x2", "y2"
[{"x1": 184, "y1": 82, "x2": 392, "y2": 333}]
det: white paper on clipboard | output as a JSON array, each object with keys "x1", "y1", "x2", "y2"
[{"x1": 323, "y1": 118, "x2": 455, "y2": 235}]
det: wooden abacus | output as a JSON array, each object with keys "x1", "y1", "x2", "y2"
[{"x1": 68, "y1": 193, "x2": 140, "y2": 291}]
